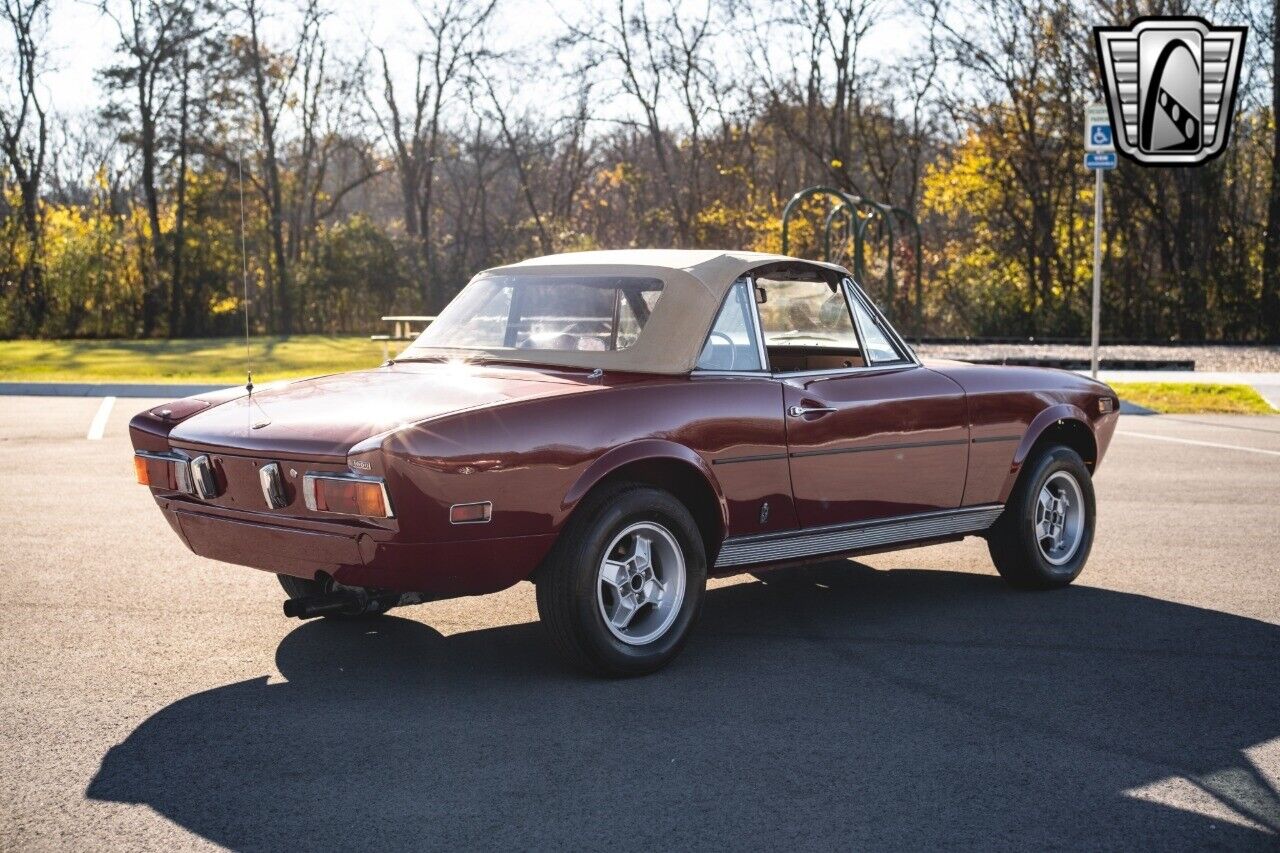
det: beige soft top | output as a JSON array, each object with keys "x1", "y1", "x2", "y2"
[{"x1": 405, "y1": 249, "x2": 848, "y2": 375}]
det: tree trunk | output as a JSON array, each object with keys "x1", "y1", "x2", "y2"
[
  {"x1": 247, "y1": 2, "x2": 292, "y2": 335},
  {"x1": 139, "y1": 73, "x2": 165, "y2": 337},
  {"x1": 418, "y1": 108, "x2": 441, "y2": 311},
  {"x1": 17, "y1": 174, "x2": 45, "y2": 330},
  {"x1": 1262, "y1": 16, "x2": 1280, "y2": 342},
  {"x1": 262, "y1": 138, "x2": 291, "y2": 335},
  {"x1": 485, "y1": 79, "x2": 551, "y2": 253},
  {"x1": 169, "y1": 53, "x2": 190, "y2": 338}
]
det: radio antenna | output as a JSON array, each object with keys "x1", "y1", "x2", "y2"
[{"x1": 237, "y1": 149, "x2": 253, "y2": 398}]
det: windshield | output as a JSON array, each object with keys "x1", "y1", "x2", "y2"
[{"x1": 403, "y1": 275, "x2": 665, "y2": 356}]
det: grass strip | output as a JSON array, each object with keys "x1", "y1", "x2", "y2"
[{"x1": 1111, "y1": 382, "x2": 1276, "y2": 415}]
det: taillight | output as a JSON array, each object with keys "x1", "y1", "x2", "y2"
[
  {"x1": 133, "y1": 451, "x2": 213, "y2": 498},
  {"x1": 303, "y1": 474, "x2": 393, "y2": 518},
  {"x1": 134, "y1": 451, "x2": 190, "y2": 492}
]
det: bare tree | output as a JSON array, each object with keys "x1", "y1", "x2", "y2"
[
  {"x1": 1254, "y1": 0, "x2": 1280, "y2": 341},
  {"x1": 287, "y1": 24, "x2": 381, "y2": 269},
  {"x1": 481, "y1": 72, "x2": 551, "y2": 253},
  {"x1": 234, "y1": 0, "x2": 335, "y2": 335},
  {"x1": 928, "y1": 0, "x2": 1090, "y2": 332},
  {"x1": 560, "y1": 0, "x2": 718, "y2": 245},
  {"x1": 99, "y1": 0, "x2": 207, "y2": 336},
  {"x1": 748, "y1": 0, "x2": 885, "y2": 198},
  {"x1": 170, "y1": 46, "x2": 191, "y2": 335},
  {"x1": 241, "y1": 0, "x2": 292, "y2": 334},
  {"x1": 549, "y1": 84, "x2": 594, "y2": 226},
  {"x1": 0, "y1": 0, "x2": 50, "y2": 330},
  {"x1": 367, "y1": 0, "x2": 496, "y2": 310},
  {"x1": 45, "y1": 112, "x2": 122, "y2": 206}
]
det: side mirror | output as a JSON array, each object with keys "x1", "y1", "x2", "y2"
[{"x1": 755, "y1": 285, "x2": 767, "y2": 304}]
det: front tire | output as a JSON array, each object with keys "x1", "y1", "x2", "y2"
[
  {"x1": 987, "y1": 445, "x2": 1095, "y2": 589},
  {"x1": 536, "y1": 483, "x2": 707, "y2": 676}
]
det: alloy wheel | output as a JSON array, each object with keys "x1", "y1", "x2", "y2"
[
  {"x1": 1034, "y1": 471, "x2": 1086, "y2": 566},
  {"x1": 595, "y1": 521, "x2": 687, "y2": 645}
]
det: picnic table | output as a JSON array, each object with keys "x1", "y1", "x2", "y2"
[{"x1": 372, "y1": 315, "x2": 437, "y2": 358}]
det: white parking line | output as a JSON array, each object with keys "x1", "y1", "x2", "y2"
[
  {"x1": 1117, "y1": 430, "x2": 1280, "y2": 458},
  {"x1": 87, "y1": 396, "x2": 116, "y2": 440}
]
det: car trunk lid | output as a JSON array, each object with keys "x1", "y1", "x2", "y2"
[{"x1": 168, "y1": 361, "x2": 604, "y2": 460}]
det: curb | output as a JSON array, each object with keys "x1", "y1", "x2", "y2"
[{"x1": 0, "y1": 382, "x2": 228, "y2": 398}]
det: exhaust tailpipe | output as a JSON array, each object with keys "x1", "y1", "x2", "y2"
[
  {"x1": 283, "y1": 591, "x2": 364, "y2": 619},
  {"x1": 283, "y1": 586, "x2": 420, "y2": 620}
]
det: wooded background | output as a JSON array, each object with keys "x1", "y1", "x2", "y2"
[{"x1": 1, "y1": 0, "x2": 1277, "y2": 341}]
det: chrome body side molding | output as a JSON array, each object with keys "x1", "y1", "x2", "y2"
[{"x1": 714, "y1": 504, "x2": 1004, "y2": 569}]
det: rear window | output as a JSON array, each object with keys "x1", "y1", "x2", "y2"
[{"x1": 407, "y1": 275, "x2": 664, "y2": 353}]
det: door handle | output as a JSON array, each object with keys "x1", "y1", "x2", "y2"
[{"x1": 788, "y1": 405, "x2": 836, "y2": 418}]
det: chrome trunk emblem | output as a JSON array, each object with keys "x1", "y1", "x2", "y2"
[{"x1": 259, "y1": 462, "x2": 288, "y2": 509}]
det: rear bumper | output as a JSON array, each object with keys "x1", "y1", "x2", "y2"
[{"x1": 161, "y1": 500, "x2": 555, "y2": 596}]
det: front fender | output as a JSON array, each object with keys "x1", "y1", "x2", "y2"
[
  {"x1": 986, "y1": 403, "x2": 1094, "y2": 504},
  {"x1": 1013, "y1": 403, "x2": 1093, "y2": 470},
  {"x1": 561, "y1": 439, "x2": 729, "y2": 530}
]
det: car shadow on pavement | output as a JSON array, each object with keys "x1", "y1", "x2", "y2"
[{"x1": 87, "y1": 564, "x2": 1280, "y2": 851}]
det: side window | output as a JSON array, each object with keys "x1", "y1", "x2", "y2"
[
  {"x1": 753, "y1": 274, "x2": 867, "y2": 373},
  {"x1": 696, "y1": 280, "x2": 763, "y2": 371},
  {"x1": 755, "y1": 277, "x2": 860, "y2": 349},
  {"x1": 848, "y1": 290, "x2": 907, "y2": 364}
]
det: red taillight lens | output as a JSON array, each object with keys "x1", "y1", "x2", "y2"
[
  {"x1": 306, "y1": 475, "x2": 392, "y2": 518},
  {"x1": 133, "y1": 455, "x2": 151, "y2": 486}
]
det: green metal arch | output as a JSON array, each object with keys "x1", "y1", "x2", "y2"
[
  {"x1": 780, "y1": 186, "x2": 923, "y2": 334},
  {"x1": 822, "y1": 204, "x2": 857, "y2": 272}
]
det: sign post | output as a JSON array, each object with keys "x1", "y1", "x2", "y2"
[{"x1": 1083, "y1": 103, "x2": 1115, "y2": 379}]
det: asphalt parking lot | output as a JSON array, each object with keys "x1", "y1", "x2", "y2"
[{"x1": 1, "y1": 396, "x2": 1278, "y2": 851}]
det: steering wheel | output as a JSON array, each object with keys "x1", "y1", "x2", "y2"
[{"x1": 708, "y1": 331, "x2": 737, "y2": 370}]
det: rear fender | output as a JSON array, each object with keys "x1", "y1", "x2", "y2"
[{"x1": 561, "y1": 439, "x2": 729, "y2": 531}]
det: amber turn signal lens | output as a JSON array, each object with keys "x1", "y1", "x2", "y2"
[
  {"x1": 133, "y1": 455, "x2": 151, "y2": 486},
  {"x1": 450, "y1": 501, "x2": 492, "y2": 524},
  {"x1": 312, "y1": 478, "x2": 388, "y2": 518}
]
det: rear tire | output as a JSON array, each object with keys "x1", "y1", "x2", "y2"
[
  {"x1": 536, "y1": 482, "x2": 707, "y2": 677},
  {"x1": 276, "y1": 573, "x2": 384, "y2": 619},
  {"x1": 987, "y1": 445, "x2": 1095, "y2": 589}
]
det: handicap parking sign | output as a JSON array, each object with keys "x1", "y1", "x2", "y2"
[{"x1": 1084, "y1": 103, "x2": 1115, "y2": 153}]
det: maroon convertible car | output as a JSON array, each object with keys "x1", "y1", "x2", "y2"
[{"x1": 132, "y1": 250, "x2": 1119, "y2": 675}]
